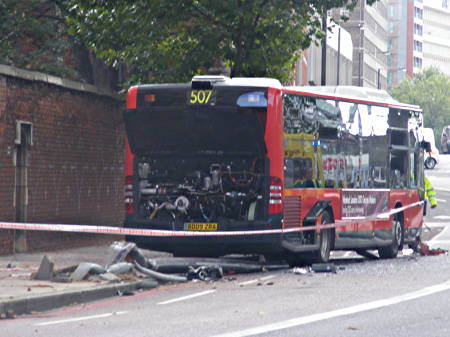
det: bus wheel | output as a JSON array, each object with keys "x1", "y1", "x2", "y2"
[
  {"x1": 378, "y1": 216, "x2": 404, "y2": 259},
  {"x1": 315, "y1": 212, "x2": 333, "y2": 263},
  {"x1": 425, "y1": 157, "x2": 436, "y2": 169},
  {"x1": 284, "y1": 212, "x2": 332, "y2": 267}
]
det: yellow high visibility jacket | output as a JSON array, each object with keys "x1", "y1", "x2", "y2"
[{"x1": 424, "y1": 176, "x2": 437, "y2": 207}]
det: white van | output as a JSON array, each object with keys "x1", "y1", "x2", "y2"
[{"x1": 423, "y1": 128, "x2": 440, "y2": 169}]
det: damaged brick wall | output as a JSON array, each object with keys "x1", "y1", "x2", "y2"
[{"x1": 0, "y1": 67, "x2": 125, "y2": 254}]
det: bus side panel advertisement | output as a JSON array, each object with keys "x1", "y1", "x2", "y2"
[{"x1": 342, "y1": 190, "x2": 389, "y2": 219}]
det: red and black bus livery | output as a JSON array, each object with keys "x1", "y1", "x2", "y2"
[{"x1": 123, "y1": 76, "x2": 426, "y2": 264}]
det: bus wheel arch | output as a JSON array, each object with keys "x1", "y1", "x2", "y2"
[{"x1": 378, "y1": 204, "x2": 404, "y2": 259}]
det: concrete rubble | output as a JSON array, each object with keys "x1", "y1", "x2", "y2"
[{"x1": 0, "y1": 241, "x2": 285, "y2": 318}]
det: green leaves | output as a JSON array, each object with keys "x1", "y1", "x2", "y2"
[
  {"x1": 391, "y1": 67, "x2": 450, "y2": 143},
  {"x1": 0, "y1": 0, "x2": 76, "y2": 78},
  {"x1": 67, "y1": 0, "x2": 376, "y2": 84}
]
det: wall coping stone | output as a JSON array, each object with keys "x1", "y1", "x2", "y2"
[{"x1": 0, "y1": 64, "x2": 123, "y2": 101}]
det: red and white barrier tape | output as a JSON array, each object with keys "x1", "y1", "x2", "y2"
[{"x1": 0, "y1": 201, "x2": 424, "y2": 237}]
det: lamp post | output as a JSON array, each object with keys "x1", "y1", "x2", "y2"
[{"x1": 358, "y1": 25, "x2": 364, "y2": 87}]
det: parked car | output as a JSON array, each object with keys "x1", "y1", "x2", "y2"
[
  {"x1": 440, "y1": 125, "x2": 450, "y2": 154},
  {"x1": 423, "y1": 127, "x2": 439, "y2": 169}
]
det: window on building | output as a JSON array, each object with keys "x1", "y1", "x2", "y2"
[
  {"x1": 388, "y1": 22, "x2": 395, "y2": 33},
  {"x1": 414, "y1": 40, "x2": 423, "y2": 52},
  {"x1": 414, "y1": 57, "x2": 422, "y2": 68},
  {"x1": 414, "y1": 7, "x2": 423, "y2": 19},
  {"x1": 443, "y1": 0, "x2": 449, "y2": 9},
  {"x1": 388, "y1": 5, "x2": 395, "y2": 17},
  {"x1": 414, "y1": 23, "x2": 423, "y2": 36}
]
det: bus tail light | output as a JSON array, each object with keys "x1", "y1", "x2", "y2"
[
  {"x1": 124, "y1": 175, "x2": 134, "y2": 214},
  {"x1": 268, "y1": 176, "x2": 283, "y2": 214}
]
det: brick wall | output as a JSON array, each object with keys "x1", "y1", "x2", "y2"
[{"x1": 0, "y1": 66, "x2": 125, "y2": 254}]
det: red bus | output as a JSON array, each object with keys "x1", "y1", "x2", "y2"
[{"x1": 123, "y1": 76, "x2": 427, "y2": 265}]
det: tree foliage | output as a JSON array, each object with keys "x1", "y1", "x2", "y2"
[
  {"x1": 68, "y1": 0, "x2": 377, "y2": 84},
  {"x1": 0, "y1": 0, "x2": 75, "y2": 77},
  {"x1": 0, "y1": 0, "x2": 121, "y2": 89},
  {"x1": 391, "y1": 67, "x2": 450, "y2": 143}
]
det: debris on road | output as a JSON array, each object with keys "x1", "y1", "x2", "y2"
[
  {"x1": 71, "y1": 262, "x2": 105, "y2": 281},
  {"x1": 186, "y1": 266, "x2": 223, "y2": 281},
  {"x1": 417, "y1": 240, "x2": 448, "y2": 256},
  {"x1": 33, "y1": 255, "x2": 54, "y2": 280},
  {"x1": 311, "y1": 263, "x2": 337, "y2": 273},
  {"x1": 291, "y1": 267, "x2": 311, "y2": 275}
]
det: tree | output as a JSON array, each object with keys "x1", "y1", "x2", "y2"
[
  {"x1": 68, "y1": 0, "x2": 378, "y2": 84},
  {"x1": 0, "y1": 0, "x2": 121, "y2": 90},
  {"x1": 391, "y1": 67, "x2": 450, "y2": 144}
]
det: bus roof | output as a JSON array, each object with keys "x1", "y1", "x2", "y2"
[
  {"x1": 130, "y1": 76, "x2": 421, "y2": 112},
  {"x1": 284, "y1": 85, "x2": 422, "y2": 112},
  {"x1": 191, "y1": 75, "x2": 282, "y2": 88}
]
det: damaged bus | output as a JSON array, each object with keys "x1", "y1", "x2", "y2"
[{"x1": 123, "y1": 76, "x2": 427, "y2": 265}]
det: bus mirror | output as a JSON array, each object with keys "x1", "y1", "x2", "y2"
[
  {"x1": 421, "y1": 140, "x2": 431, "y2": 152},
  {"x1": 237, "y1": 92, "x2": 267, "y2": 108}
]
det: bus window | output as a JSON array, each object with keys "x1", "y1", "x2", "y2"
[
  {"x1": 283, "y1": 94, "x2": 322, "y2": 188},
  {"x1": 371, "y1": 105, "x2": 389, "y2": 136}
]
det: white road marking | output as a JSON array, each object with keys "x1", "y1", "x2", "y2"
[
  {"x1": 436, "y1": 198, "x2": 447, "y2": 203},
  {"x1": 428, "y1": 224, "x2": 450, "y2": 243},
  {"x1": 157, "y1": 289, "x2": 216, "y2": 305},
  {"x1": 424, "y1": 222, "x2": 448, "y2": 228},
  {"x1": 433, "y1": 215, "x2": 450, "y2": 220},
  {"x1": 239, "y1": 275, "x2": 276, "y2": 286},
  {"x1": 35, "y1": 311, "x2": 128, "y2": 327},
  {"x1": 210, "y1": 280, "x2": 450, "y2": 337},
  {"x1": 434, "y1": 187, "x2": 450, "y2": 192}
]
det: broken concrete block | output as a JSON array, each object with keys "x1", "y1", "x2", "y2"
[
  {"x1": 98, "y1": 272, "x2": 121, "y2": 283},
  {"x1": 71, "y1": 263, "x2": 106, "y2": 281},
  {"x1": 34, "y1": 255, "x2": 54, "y2": 280},
  {"x1": 106, "y1": 262, "x2": 134, "y2": 275}
]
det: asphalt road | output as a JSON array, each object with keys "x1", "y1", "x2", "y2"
[{"x1": 3, "y1": 156, "x2": 450, "y2": 337}]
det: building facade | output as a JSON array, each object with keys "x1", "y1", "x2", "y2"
[
  {"x1": 387, "y1": 0, "x2": 450, "y2": 89},
  {"x1": 331, "y1": 0, "x2": 389, "y2": 89},
  {"x1": 293, "y1": 19, "x2": 353, "y2": 86}
]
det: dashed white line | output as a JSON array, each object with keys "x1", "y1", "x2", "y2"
[
  {"x1": 35, "y1": 311, "x2": 128, "y2": 326},
  {"x1": 238, "y1": 275, "x2": 276, "y2": 286},
  {"x1": 436, "y1": 198, "x2": 447, "y2": 203},
  {"x1": 432, "y1": 215, "x2": 450, "y2": 220},
  {"x1": 157, "y1": 289, "x2": 216, "y2": 305},
  {"x1": 434, "y1": 187, "x2": 450, "y2": 192},
  {"x1": 425, "y1": 222, "x2": 448, "y2": 228},
  {"x1": 210, "y1": 280, "x2": 450, "y2": 337}
]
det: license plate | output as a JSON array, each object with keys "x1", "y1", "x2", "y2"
[{"x1": 184, "y1": 223, "x2": 218, "y2": 231}]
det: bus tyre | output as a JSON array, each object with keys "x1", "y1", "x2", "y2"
[
  {"x1": 378, "y1": 217, "x2": 404, "y2": 259},
  {"x1": 425, "y1": 157, "x2": 436, "y2": 169},
  {"x1": 315, "y1": 212, "x2": 333, "y2": 263},
  {"x1": 284, "y1": 212, "x2": 332, "y2": 267}
]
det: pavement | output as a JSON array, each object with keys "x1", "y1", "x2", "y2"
[{"x1": 0, "y1": 243, "x2": 171, "y2": 318}]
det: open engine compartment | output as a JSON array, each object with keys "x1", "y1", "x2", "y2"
[{"x1": 134, "y1": 155, "x2": 268, "y2": 224}]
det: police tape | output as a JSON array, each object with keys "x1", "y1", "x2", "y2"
[
  {"x1": 0, "y1": 201, "x2": 424, "y2": 237},
  {"x1": 0, "y1": 221, "x2": 331, "y2": 237}
]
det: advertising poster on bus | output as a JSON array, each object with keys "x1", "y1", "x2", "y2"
[{"x1": 342, "y1": 189, "x2": 389, "y2": 219}]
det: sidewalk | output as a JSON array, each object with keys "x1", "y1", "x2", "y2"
[{"x1": 0, "y1": 244, "x2": 170, "y2": 318}]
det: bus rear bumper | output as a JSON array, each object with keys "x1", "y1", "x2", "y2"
[{"x1": 123, "y1": 218, "x2": 283, "y2": 256}]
